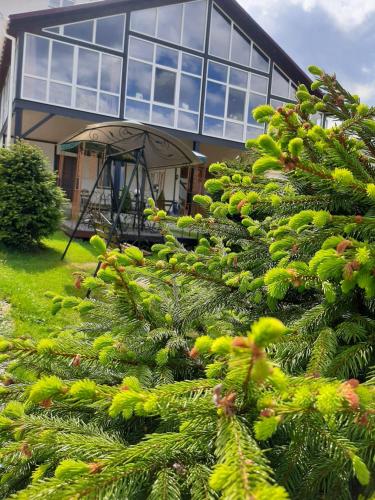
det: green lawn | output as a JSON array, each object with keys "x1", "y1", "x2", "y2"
[{"x1": 0, "y1": 232, "x2": 97, "y2": 339}]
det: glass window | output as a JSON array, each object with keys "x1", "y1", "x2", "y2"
[
  {"x1": 24, "y1": 35, "x2": 49, "y2": 78},
  {"x1": 205, "y1": 81, "x2": 226, "y2": 117},
  {"x1": 49, "y1": 82, "x2": 72, "y2": 106},
  {"x1": 272, "y1": 66, "x2": 290, "y2": 98},
  {"x1": 101, "y1": 54, "x2": 122, "y2": 94},
  {"x1": 204, "y1": 116, "x2": 224, "y2": 137},
  {"x1": 248, "y1": 93, "x2": 267, "y2": 125},
  {"x1": 157, "y1": 4, "x2": 183, "y2": 44},
  {"x1": 230, "y1": 68, "x2": 248, "y2": 89},
  {"x1": 126, "y1": 99, "x2": 150, "y2": 121},
  {"x1": 95, "y1": 15, "x2": 125, "y2": 50},
  {"x1": 251, "y1": 45, "x2": 269, "y2": 72},
  {"x1": 51, "y1": 42, "x2": 74, "y2": 83},
  {"x1": 226, "y1": 121, "x2": 244, "y2": 141},
  {"x1": 208, "y1": 61, "x2": 228, "y2": 82},
  {"x1": 125, "y1": 38, "x2": 203, "y2": 131},
  {"x1": 23, "y1": 34, "x2": 121, "y2": 117},
  {"x1": 77, "y1": 49, "x2": 99, "y2": 88},
  {"x1": 182, "y1": 0, "x2": 207, "y2": 51},
  {"x1": 247, "y1": 125, "x2": 263, "y2": 139},
  {"x1": 270, "y1": 99, "x2": 285, "y2": 109},
  {"x1": 231, "y1": 27, "x2": 251, "y2": 66},
  {"x1": 156, "y1": 46, "x2": 178, "y2": 69},
  {"x1": 179, "y1": 75, "x2": 201, "y2": 112},
  {"x1": 154, "y1": 68, "x2": 176, "y2": 105},
  {"x1": 127, "y1": 60, "x2": 153, "y2": 100},
  {"x1": 129, "y1": 37, "x2": 154, "y2": 62},
  {"x1": 76, "y1": 88, "x2": 97, "y2": 110},
  {"x1": 181, "y1": 53, "x2": 202, "y2": 75},
  {"x1": 209, "y1": 6, "x2": 231, "y2": 59},
  {"x1": 152, "y1": 105, "x2": 175, "y2": 126},
  {"x1": 44, "y1": 26, "x2": 60, "y2": 34},
  {"x1": 178, "y1": 111, "x2": 198, "y2": 131},
  {"x1": 23, "y1": 76, "x2": 47, "y2": 101},
  {"x1": 250, "y1": 74, "x2": 268, "y2": 95},
  {"x1": 227, "y1": 88, "x2": 246, "y2": 121},
  {"x1": 63, "y1": 20, "x2": 94, "y2": 42},
  {"x1": 130, "y1": 8, "x2": 157, "y2": 37},
  {"x1": 99, "y1": 93, "x2": 119, "y2": 115},
  {"x1": 290, "y1": 82, "x2": 297, "y2": 100}
]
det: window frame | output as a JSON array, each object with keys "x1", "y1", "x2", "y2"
[
  {"x1": 209, "y1": 2, "x2": 270, "y2": 73},
  {"x1": 203, "y1": 59, "x2": 267, "y2": 142},
  {"x1": 21, "y1": 33, "x2": 123, "y2": 117},
  {"x1": 130, "y1": 0, "x2": 209, "y2": 53},
  {"x1": 43, "y1": 13, "x2": 126, "y2": 53},
  {"x1": 125, "y1": 36, "x2": 204, "y2": 133}
]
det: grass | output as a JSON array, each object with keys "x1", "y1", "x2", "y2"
[{"x1": 0, "y1": 231, "x2": 97, "y2": 340}]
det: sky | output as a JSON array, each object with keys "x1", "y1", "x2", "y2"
[{"x1": 238, "y1": 0, "x2": 375, "y2": 104}]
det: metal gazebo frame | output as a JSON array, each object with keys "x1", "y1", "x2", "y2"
[{"x1": 59, "y1": 121, "x2": 206, "y2": 261}]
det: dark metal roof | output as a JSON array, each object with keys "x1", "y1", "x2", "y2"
[{"x1": 4, "y1": 0, "x2": 313, "y2": 88}]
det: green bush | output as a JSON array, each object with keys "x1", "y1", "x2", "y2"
[{"x1": 0, "y1": 142, "x2": 65, "y2": 247}]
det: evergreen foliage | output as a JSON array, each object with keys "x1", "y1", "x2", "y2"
[
  {"x1": 0, "y1": 69, "x2": 375, "y2": 499},
  {"x1": 0, "y1": 142, "x2": 65, "y2": 247}
]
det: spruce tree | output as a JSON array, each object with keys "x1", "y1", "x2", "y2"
[{"x1": 0, "y1": 68, "x2": 374, "y2": 499}]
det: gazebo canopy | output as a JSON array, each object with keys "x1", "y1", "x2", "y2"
[{"x1": 59, "y1": 121, "x2": 206, "y2": 169}]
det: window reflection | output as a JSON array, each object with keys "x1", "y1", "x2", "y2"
[
  {"x1": 209, "y1": 6, "x2": 231, "y2": 59},
  {"x1": 205, "y1": 60, "x2": 268, "y2": 142},
  {"x1": 77, "y1": 49, "x2": 99, "y2": 88},
  {"x1": 206, "y1": 81, "x2": 226, "y2": 117},
  {"x1": 182, "y1": 0, "x2": 207, "y2": 51},
  {"x1": 271, "y1": 66, "x2": 290, "y2": 98},
  {"x1": 127, "y1": 60, "x2": 153, "y2": 100},
  {"x1": 51, "y1": 42, "x2": 74, "y2": 83},
  {"x1": 231, "y1": 27, "x2": 251, "y2": 66},
  {"x1": 22, "y1": 33, "x2": 121, "y2": 117},
  {"x1": 24, "y1": 35, "x2": 49, "y2": 78},
  {"x1": 227, "y1": 88, "x2": 246, "y2": 121},
  {"x1": 95, "y1": 15, "x2": 125, "y2": 51},
  {"x1": 154, "y1": 68, "x2": 176, "y2": 105},
  {"x1": 157, "y1": 4, "x2": 183, "y2": 44},
  {"x1": 63, "y1": 20, "x2": 94, "y2": 43},
  {"x1": 125, "y1": 37, "x2": 202, "y2": 132}
]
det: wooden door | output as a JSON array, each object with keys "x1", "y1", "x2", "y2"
[{"x1": 60, "y1": 156, "x2": 77, "y2": 201}]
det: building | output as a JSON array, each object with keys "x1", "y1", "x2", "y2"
[{"x1": 0, "y1": 0, "x2": 314, "y2": 235}]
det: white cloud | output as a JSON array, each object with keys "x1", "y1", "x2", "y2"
[{"x1": 239, "y1": 0, "x2": 375, "y2": 31}]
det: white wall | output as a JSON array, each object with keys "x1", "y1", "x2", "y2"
[{"x1": 25, "y1": 139, "x2": 56, "y2": 171}]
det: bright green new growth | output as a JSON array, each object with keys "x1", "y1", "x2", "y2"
[{"x1": 0, "y1": 68, "x2": 375, "y2": 500}]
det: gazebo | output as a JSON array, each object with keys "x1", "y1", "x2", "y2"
[{"x1": 58, "y1": 121, "x2": 206, "y2": 259}]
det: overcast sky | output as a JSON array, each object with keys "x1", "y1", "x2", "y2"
[{"x1": 238, "y1": 0, "x2": 375, "y2": 104}]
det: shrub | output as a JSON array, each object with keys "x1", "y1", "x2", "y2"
[{"x1": 0, "y1": 141, "x2": 65, "y2": 247}]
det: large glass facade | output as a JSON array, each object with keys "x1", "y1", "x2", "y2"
[
  {"x1": 204, "y1": 61, "x2": 267, "y2": 142},
  {"x1": 22, "y1": 33, "x2": 122, "y2": 116},
  {"x1": 20, "y1": 1, "x2": 304, "y2": 144},
  {"x1": 209, "y1": 3, "x2": 270, "y2": 73},
  {"x1": 130, "y1": 0, "x2": 208, "y2": 52},
  {"x1": 125, "y1": 37, "x2": 203, "y2": 132},
  {"x1": 44, "y1": 14, "x2": 126, "y2": 51}
]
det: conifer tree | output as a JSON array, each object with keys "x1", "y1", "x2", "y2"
[{"x1": 0, "y1": 68, "x2": 374, "y2": 499}]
